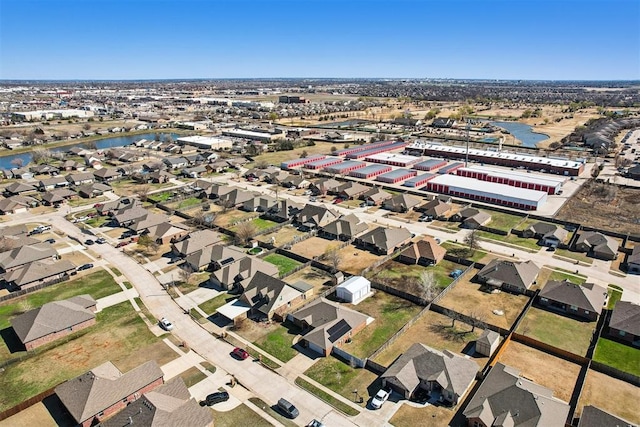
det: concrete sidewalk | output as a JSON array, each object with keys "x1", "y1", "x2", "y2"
[{"x1": 95, "y1": 288, "x2": 139, "y2": 312}]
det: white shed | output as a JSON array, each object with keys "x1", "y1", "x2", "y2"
[
  {"x1": 336, "y1": 276, "x2": 371, "y2": 304},
  {"x1": 476, "y1": 329, "x2": 501, "y2": 357}
]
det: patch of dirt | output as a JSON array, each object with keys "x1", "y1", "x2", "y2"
[
  {"x1": 578, "y1": 369, "x2": 640, "y2": 425},
  {"x1": 555, "y1": 180, "x2": 640, "y2": 237}
]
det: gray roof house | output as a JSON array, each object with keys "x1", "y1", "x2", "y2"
[
  {"x1": 578, "y1": 405, "x2": 637, "y2": 427},
  {"x1": 382, "y1": 193, "x2": 422, "y2": 212},
  {"x1": 3, "y1": 259, "x2": 76, "y2": 290},
  {"x1": 3, "y1": 181, "x2": 37, "y2": 195},
  {"x1": 355, "y1": 226, "x2": 412, "y2": 255},
  {"x1": 0, "y1": 242, "x2": 57, "y2": 273},
  {"x1": 239, "y1": 271, "x2": 303, "y2": 321},
  {"x1": 608, "y1": 301, "x2": 640, "y2": 346},
  {"x1": 11, "y1": 295, "x2": 96, "y2": 350},
  {"x1": 56, "y1": 361, "x2": 164, "y2": 427},
  {"x1": 626, "y1": 245, "x2": 640, "y2": 274},
  {"x1": 463, "y1": 363, "x2": 570, "y2": 427},
  {"x1": 337, "y1": 182, "x2": 369, "y2": 200},
  {"x1": 184, "y1": 244, "x2": 246, "y2": 272},
  {"x1": 319, "y1": 214, "x2": 368, "y2": 241},
  {"x1": 574, "y1": 231, "x2": 619, "y2": 260},
  {"x1": 77, "y1": 182, "x2": 112, "y2": 198},
  {"x1": 295, "y1": 204, "x2": 340, "y2": 230},
  {"x1": 309, "y1": 178, "x2": 341, "y2": 195},
  {"x1": 0, "y1": 195, "x2": 39, "y2": 214},
  {"x1": 41, "y1": 188, "x2": 77, "y2": 205},
  {"x1": 288, "y1": 298, "x2": 370, "y2": 356},
  {"x1": 170, "y1": 229, "x2": 225, "y2": 257},
  {"x1": 98, "y1": 377, "x2": 213, "y2": 427},
  {"x1": 462, "y1": 211, "x2": 492, "y2": 229},
  {"x1": 417, "y1": 198, "x2": 453, "y2": 219},
  {"x1": 210, "y1": 256, "x2": 279, "y2": 291},
  {"x1": 242, "y1": 195, "x2": 278, "y2": 212},
  {"x1": 538, "y1": 281, "x2": 608, "y2": 321},
  {"x1": 264, "y1": 199, "x2": 303, "y2": 222},
  {"x1": 37, "y1": 176, "x2": 69, "y2": 191},
  {"x1": 65, "y1": 172, "x2": 95, "y2": 186},
  {"x1": 381, "y1": 343, "x2": 479, "y2": 405},
  {"x1": 362, "y1": 187, "x2": 392, "y2": 205},
  {"x1": 522, "y1": 223, "x2": 569, "y2": 247},
  {"x1": 476, "y1": 259, "x2": 540, "y2": 294}
]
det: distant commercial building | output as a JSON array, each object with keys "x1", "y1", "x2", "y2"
[
  {"x1": 176, "y1": 135, "x2": 233, "y2": 150},
  {"x1": 345, "y1": 141, "x2": 408, "y2": 159},
  {"x1": 304, "y1": 157, "x2": 343, "y2": 170},
  {"x1": 222, "y1": 128, "x2": 285, "y2": 141},
  {"x1": 175, "y1": 121, "x2": 209, "y2": 131},
  {"x1": 365, "y1": 152, "x2": 421, "y2": 167},
  {"x1": 407, "y1": 141, "x2": 584, "y2": 176},
  {"x1": 281, "y1": 155, "x2": 326, "y2": 170},
  {"x1": 413, "y1": 158, "x2": 447, "y2": 171},
  {"x1": 279, "y1": 95, "x2": 308, "y2": 104},
  {"x1": 350, "y1": 164, "x2": 392, "y2": 179},
  {"x1": 376, "y1": 168, "x2": 417, "y2": 184},
  {"x1": 457, "y1": 166, "x2": 566, "y2": 195},
  {"x1": 424, "y1": 174, "x2": 548, "y2": 210},
  {"x1": 335, "y1": 140, "x2": 396, "y2": 157},
  {"x1": 324, "y1": 160, "x2": 366, "y2": 175},
  {"x1": 12, "y1": 109, "x2": 94, "y2": 121}
]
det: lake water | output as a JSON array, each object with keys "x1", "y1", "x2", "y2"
[
  {"x1": 490, "y1": 121, "x2": 549, "y2": 148},
  {"x1": 0, "y1": 132, "x2": 178, "y2": 170}
]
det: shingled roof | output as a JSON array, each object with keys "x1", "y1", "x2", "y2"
[
  {"x1": 11, "y1": 294, "x2": 96, "y2": 345},
  {"x1": 609, "y1": 301, "x2": 640, "y2": 336},
  {"x1": 477, "y1": 259, "x2": 540, "y2": 292},
  {"x1": 539, "y1": 281, "x2": 607, "y2": 315},
  {"x1": 56, "y1": 361, "x2": 164, "y2": 425}
]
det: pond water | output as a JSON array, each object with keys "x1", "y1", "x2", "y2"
[{"x1": 490, "y1": 121, "x2": 549, "y2": 148}]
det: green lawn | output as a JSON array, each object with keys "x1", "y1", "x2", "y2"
[
  {"x1": 0, "y1": 301, "x2": 175, "y2": 412},
  {"x1": 85, "y1": 215, "x2": 110, "y2": 227},
  {"x1": 198, "y1": 293, "x2": 231, "y2": 315},
  {"x1": 607, "y1": 286, "x2": 623, "y2": 309},
  {"x1": 368, "y1": 259, "x2": 462, "y2": 291},
  {"x1": 178, "y1": 366, "x2": 207, "y2": 387},
  {"x1": 517, "y1": 307, "x2": 595, "y2": 356},
  {"x1": 0, "y1": 270, "x2": 121, "y2": 330},
  {"x1": 175, "y1": 197, "x2": 203, "y2": 209},
  {"x1": 211, "y1": 404, "x2": 274, "y2": 427},
  {"x1": 487, "y1": 211, "x2": 526, "y2": 231},
  {"x1": 593, "y1": 338, "x2": 640, "y2": 376},
  {"x1": 148, "y1": 191, "x2": 173, "y2": 203},
  {"x1": 544, "y1": 268, "x2": 588, "y2": 285},
  {"x1": 251, "y1": 217, "x2": 279, "y2": 232},
  {"x1": 441, "y1": 242, "x2": 487, "y2": 262},
  {"x1": 345, "y1": 291, "x2": 422, "y2": 358},
  {"x1": 476, "y1": 230, "x2": 542, "y2": 251},
  {"x1": 295, "y1": 377, "x2": 360, "y2": 416},
  {"x1": 263, "y1": 253, "x2": 302, "y2": 276},
  {"x1": 253, "y1": 322, "x2": 301, "y2": 363}
]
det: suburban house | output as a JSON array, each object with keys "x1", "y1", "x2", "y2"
[
  {"x1": 92, "y1": 168, "x2": 121, "y2": 182},
  {"x1": 209, "y1": 256, "x2": 278, "y2": 291},
  {"x1": 417, "y1": 198, "x2": 453, "y2": 220},
  {"x1": 463, "y1": 363, "x2": 570, "y2": 427},
  {"x1": 97, "y1": 377, "x2": 213, "y2": 427},
  {"x1": 30, "y1": 164, "x2": 60, "y2": 175},
  {"x1": 146, "y1": 170, "x2": 173, "y2": 184},
  {"x1": 295, "y1": 204, "x2": 340, "y2": 230},
  {"x1": 574, "y1": 231, "x2": 619, "y2": 260},
  {"x1": 522, "y1": 222, "x2": 569, "y2": 247},
  {"x1": 578, "y1": 405, "x2": 636, "y2": 427},
  {"x1": 65, "y1": 172, "x2": 95, "y2": 186},
  {"x1": 462, "y1": 210, "x2": 492, "y2": 229},
  {"x1": 37, "y1": 176, "x2": 69, "y2": 191},
  {"x1": 0, "y1": 242, "x2": 57, "y2": 273},
  {"x1": 381, "y1": 343, "x2": 478, "y2": 405},
  {"x1": 238, "y1": 271, "x2": 304, "y2": 321},
  {"x1": 475, "y1": 330, "x2": 501, "y2": 357},
  {"x1": 476, "y1": 259, "x2": 540, "y2": 294},
  {"x1": 3, "y1": 182, "x2": 37, "y2": 196},
  {"x1": 281, "y1": 175, "x2": 310, "y2": 189},
  {"x1": 264, "y1": 199, "x2": 303, "y2": 222},
  {"x1": 41, "y1": 188, "x2": 77, "y2": 205},
  {"x1": 362, "y1": 187, "x2": 392, "y2": 205},
  {"x1": 382, "y1": 193, "x2": 421, "y2": 212},
  {"x1": 318, "y1": 214, "x2": 368, "y2": 241},
  {"x1": 242, "y1": 195, "x2": 277, "y2": 212},
  {"x1": 336, "y1": 276, "x2": 371, "y2": 304},
  {"x1": 217, "y1": 188, "x2": 256, "y2": 208},
  {"x1": 11, "y1": 295, "x2": 96, "y2": 350},
  {"x1": 0, "y1": 195, "x2": 38, "y2": 214},
  {"x1": 170, "y1": 229, "x2": 225, "y2": 258},
  {"x1": 125, "y1": 212, "x2": 170, "y2": 233},
  {"x1": 56, "y1": 361, "x2": 164, "y2": 427},
  {"x1": 607, "y1": 301, "x2": 640, "y2": 346},
  {"x1": 184, "y1": 244, "x2": 246, "y2": 272},
  {"x1": 397, "y1": 237, "x2": 446, "y2": 266},
  {"x1": 355, "y1": 226, "x2": 412, "y2": 255},
  {"x1": 337, "y1": 182, "x2": 369, "y2": 200},
  {"x1": 113, "y1": 206, "x2": 158, "y2": 228},
  {"x1": 162, "y1": 157, "x2": 189, "y2": 170},
  {"x1": 2, "y1": 259, "x2": 76, "y2": 290},
  {"x1": 77, "y1": 183, "x2": 112, "y2": 198},
  {"x1": 143, "y1": 221, "x2": 190, "y2": 244},
  {"x1": 626, "y1": 245, "x2": 640, "y2": 274},
  {"x1": 95, "y1": 197, "x2": 141, "y2": 216},
  {"x1": 538, "y1": 280, "x2": 608, "y2": 321},
  {"x1": 309, "y1": 178, "x2": 341, "y2": 195},
  {"x1": 0, "y1": 233, "x2": 38, "y2": 250},
  {"x1": 287, "y1": 297, "x2": 370, "y2": 356}
]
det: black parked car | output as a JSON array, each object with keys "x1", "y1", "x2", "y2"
[
  {"x1": 277, "y1": 398, "x2": 299, "y2": 419},
  {"x1": 77, "y1": 263, "x2": 94, "y2": 271},
  {"x1": 204, "y1": 391, "x2": 229, "y2": 406}
]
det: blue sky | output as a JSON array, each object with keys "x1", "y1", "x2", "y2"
[{"x1": 1, "y1": 0, "x2": 638, "y2": 80}]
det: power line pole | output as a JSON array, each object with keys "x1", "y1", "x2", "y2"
[{"x1": 465, "y1": 117, "x2": 470, "y2": 168}]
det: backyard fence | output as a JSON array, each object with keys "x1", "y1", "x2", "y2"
[
  {"x1": 0, "y1": 386, "x2": 57, "y2": 421},
  {"x1": 0, "y1": 276, "x2": 70, "y2": 303}
]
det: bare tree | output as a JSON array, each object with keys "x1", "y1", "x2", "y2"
[
  {"x1": 468, "y1": 309, "x2": 487, "y2": 332},
  {"x1": 445, "y1": 309, "x2": 463, "y2": 328},
  {"x1": 414, "y1": 270, "x2": 438, "y2": 303},
  {"x1": 322, "y1": 245, "x2": 342, "y2": 273},
  {"x1": 464, "y1": 229, "x2": 480, "y2": 254},
  {"x1": 191, "y1": 211, "x2": 217, "y2": 228},
  {"x1": 218, "y1": 198, "x2": 234, "y2": 213},
  {"x1": 83, "y1": 123, "x2": 91, "y2": 131},
  {"x1": 301, "y1": 150, "x2": 308, "y2": 158},
  {"x1": 32, "y1": 147, "x2": 53, "y2": 164},
  {"x1": 85, "y1": 140, "x2": 97, "y2": 150},
  {"x1": 255, "y1": 160, "x2": 269, "y2": 169},
  {"x1": 235, "y1": 221, "x2": 257, "y2": 246},
  {"x1": 134, "y1": 184, "x2": 151, "y2": 201},
  {"x1": 179, "y1": 264, "x2": 194, "y2": 285},
  {"x1": 10, "y1": 158, "x2": 23, "y2": 168}
]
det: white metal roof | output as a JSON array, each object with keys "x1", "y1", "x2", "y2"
[
  {"x1": 428, "y1": 174, "x2": 548, "y2": 204},
  {"x1": 337, "y1": 276, "x2": 370, "y2": 293},
  {"x1": 459, "y1": 166, "x2": 566, "y2": 187},
  {"x1": 365, "y1": 152, "x2": 420, "y2": 164},
  {"x1": 216, "y1": 299, "x2": 251, "y2": 320}
]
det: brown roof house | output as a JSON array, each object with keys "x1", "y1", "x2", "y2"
[
  {"x1": 398, "y1": 236, "x2": 447, "y2": 266},
  {"x1": 362, "y1": 187, "x2": 392, "y2": 205},
  {"x1": 238, "y1": 271, "x2": 304, "y2": 321},
  {"x1": 463, "y1": 363, "x2": 570, "y2": 427},
  {"x1": 184, "y1": 244, "x2": 246, "y2": 272},
  {"x1": 11, "y1": 294, "x2": 96, "y2": 350},
  {"x1": 626, "y1": 245, "x2": 640, "y2": 274},
  {"x1": 521, "y1": 222, "x2": 569, "y2": 247},
  {"x1": 337, "y1": 182, "x2": 369, "y2": 200},
  {"x1": 98, "y1": 377, "x2": 213, "y2": 427},
  {"x1": 209, "y1": 255, "x2": 278, "y2": 291},
  {"x1": 264, "y1": 199, "x2": 303, "y2": 222},
  {"x1": 295, "y1": 204, "x2": 340, "y2": 230},
  {"x1": 577, "y1": 405, "x2": 637, "y2": 427},
  {"x1": 417, "y1": 198, "x2": 453, "y2": 220},
  {"x1": 574, "y1": 231, "x2": 619, "y2": 260},
  {"x1": 318, "y1": 214, "x2": 368, "y2": 241},
  {"x1": 0, "y1": 242, "x2": 57, "y2": 273},
  {"x1": 3, "y1": 259, "x2": 76, "y2": 291},
  {"x1": 355, "y1": 226, "x2": 412, "y2": 255},
  {"x1": 309, "y1": 178, "x2": 341, "y2": 195},
  {"x1": 381, "y1": 343, "x2": 479, "y2": 405},
  {"x1": 382, "y1": 193, "x2": 421, "y2": 213},
  {"x1": 461, "y1": 210, "x2": 492, "y2": 230},
  {"x1": 0, "y1": 195, "x2": 39, "y2": 214},
  {"x1": 288, "y1": 297, "x2": 371, "y2": 356},
  {"x1": 476, "y1": 259, "x2": 540, "y2": 294},
  {"x1": 144, "y1": 221, "x2": 190, "y2": 245},
  {"x1": 538, "y1": 281, "x2": 608, "y2": 321},
  {"x1": 170, "y1": 229, "x2": 225, "y2": 258},
  {"x1": 607, "y1": 301, "x2": 640, "y2": 346},
  {"x1": 56, "y1": 360, "x2": 164, "y2": 427}
]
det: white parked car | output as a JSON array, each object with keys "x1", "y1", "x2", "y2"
[
  {"x1": 159, "y1": 317, "x2": 174, "y2": 331},
  {"x1": 371, "y1": 388, "x2": 391, "y2": 409}
]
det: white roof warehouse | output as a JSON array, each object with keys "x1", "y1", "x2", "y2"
[{"x1": 176, "y1": 135, "x2": 234, "y2": 150}]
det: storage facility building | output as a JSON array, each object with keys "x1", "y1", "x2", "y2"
[
  {"x1": 335, "y1": 140, "x2": 396, "y2": 157},
  {"x1": 176, "y1": 135, "x2": 234, "y2": 150},
  {"x1": 406, "y1": 141, "x2": 584, "y2": 176},
  {"x1": 413, "y1": 158, "x2": 448, "y2": 171},
  {"x1": 438, "y1": 162, "x2": 465, "y2": 175},
  {"x1": 345, "y1": 141, "x2": 408, "y2": 159},
  {"x1": 365, "y1": 152, "x2": 421, "y2": 167},
  {"x1": 350, "y1": 164, "x2": 393, "y2": 179},
  {"x1": 324, "y1": 160, "x2": 366, "y2": 175},
  {"x1": 281, "y1": 155, "x2": 326, "y2": 169},
  {"x1": 376, "y1": 168, "x2": 418, "y2": 184},
  {"x1": 456, "y1": 166, "x2": 566, "y2": 195},
  {"x1": 403, "y1": 173, "x2": 436, "y2": 188},
  {"x1": 424, "y1": 174, "x2": 548, "y2": 210},
  {"x1": 303, "y1": 157, "x2": 343, "y2": 170}
]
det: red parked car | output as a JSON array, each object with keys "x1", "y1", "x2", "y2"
[{"x1": 231, "y1": 347, "x2": 250, "y2": 360}]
